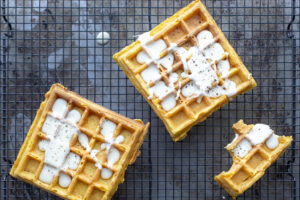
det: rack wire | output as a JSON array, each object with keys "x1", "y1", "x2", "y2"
[{"x1": 0, "y1": 0, "x2": 299, "y2": 199}]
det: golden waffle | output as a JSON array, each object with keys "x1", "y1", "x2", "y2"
[
  {"x1": 10, "y1": 83, "x2": 150, "y2": 200},
  {"x1": 113, "y1": 0, "x2": 257, "y2": 141},
  {"x1": 215, "y1": 120, "x2": 293, "y2": 198}
]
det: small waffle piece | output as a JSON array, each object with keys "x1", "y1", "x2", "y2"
[
  {"x1": 10, "y1": 83, "x2": 149, "y2": 200},
  {"x1": 215, "y1": 120, "x2": 293, "y2": 198},
  {"x1": 113, "y1": 0, "x2": 256, "y2": 141}
]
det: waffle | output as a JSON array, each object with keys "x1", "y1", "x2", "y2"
[
  {"x1": 10, "y1": 83, "x2": 150, "y2": 200},
  {"x1": 215, "y1": 120, "x2": 293, "y2": 198},
  {"x1": 113, "y1": 0, "x2": 257, "y2": 141}
]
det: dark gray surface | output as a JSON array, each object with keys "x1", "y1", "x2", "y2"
[{"x1": 1, "y1": 0, "x2": 299, "y2": 199}]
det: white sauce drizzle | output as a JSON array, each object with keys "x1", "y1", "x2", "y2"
[
  {"x1": 197, "y1": 30, "x2": 214, "y2": 50},
  {"x1": 78, "y1": 119, "x2": 124, "y2": 179},
  {"x1": 39, "y1": 164, "x2": 59, "y2": 184},
  {"x1": 182, "y1": 82, "x2": 198, "y2": 98},
  {"x1": 203, "y1": 43, "x2": 225, "y2": 61},
  {"x1": 226, "y1": 133, "x2": 239, "y2": 148},
  {"x1": 217, "y1": 59, "x2": 230, "y2": 78},
  {"x1": 232, "y1": 139, "x2": 252, "y2": 158},
  {"x1": 161, "y1": 94, "x2": 176, "y2": 111},
  {"x1": 100, "y1": 120, "x2": 125, "y2": 151},
  {"x1": 141, "y1": 64, "x2": 161, "y2": 84},
  {"x1": 138, "y1": 32, "x2": 167, "y2": 60},
  {"x1": 59, "y1": 173, "x2": 71, "y2": 188},
  {"x1": 90, "y1": 149, "x2": 102, "y2": 170},
  {"x1": 77, "y1": 132, "x2": 103, "y2": 170},
  {"x1": 38, "y1": 140, "x2": 49, "y2": 151},
  {"x1": 232, "y1": 124, "x2": 280, "y2": 158},
  {"x1": 169, "y1": 72, "x2": 178, "y2": 84},
  {"x1": 78, "y1": 132, "x2": 91, "y2": 151},
  {"x1": 42, "y1": 115, "x2": 60, "y2": 139},
  {"x1": 39, "y1": 99, "x2": 122, "y2": 183},
  {"x1": 160, "y1": 53, "x2": 174, "y2": 73},
  {"x1": 266, "y1": 134, "x2": 279, "y2": 149},
  {"x1": 137, "y1": 30, "x2": 237, "y2": 111},
  {"x1": 101, "y1": 120, "x2": 117, "y2": 143},
  {"x1": 65, "y1": 110, "x2": 81, "y2": 124},
  {"x1": 39, "y1": 99, "x2": 82, "y2": 186},
  {"x1": 148, "y1": 81, "x2": 174, "y2": 100},
  {"x1": 61, "y1": 153, "x2": 81, "y2": 171},
  {"x1": 51, "y1": 98, "x2": 68, "y2": 119},
  {"x1": 245, "y1": 124, "x2": 273, "y2": 145},
  {"x1": 101, "y1": 168, "x2": 113, "y2": 179},
  {"x1": 137, "y1": 51, "x2": 151, "y2": 64},
  {"x1": 107, "y1": 147, "x2": 121, "y2": 168}
]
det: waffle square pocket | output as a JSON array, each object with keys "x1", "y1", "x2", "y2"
[
  {"x1": 10, "y1": 83, "x2": 149, "y2": 200},
  {"x1": 113, "y1": 0, "x2": 256, "y2": 141}
]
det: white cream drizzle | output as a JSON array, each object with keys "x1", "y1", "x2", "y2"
[
  {"x1": 232, "y1": 124, "x2": 280, "y2": 158},
  {"x1": 51, "y1": 98, "x2": 68, "y2": 119},
  {"x1": 197, "y1": 30, "x2": 214, "y2": 50},
  {"x1": 59, "y1": 173, "x2": 71, "y2": 188},
  {"x1": 38, "y1": 140, "x2": 49, "y2": 151},
  {"x1": 77, "y1": 119, "x2": 124, "y2": 179},
  {"x1": 101, "y1": 168, "x2": 113, "y2": 179},
  {"x1": 90, "y1": 149, "x2": 102, "y2": 170},
  {"x1": 77, "y1": 132, "x2": 103, "y2": 171},
  {"x1": 160, "y1": 53, "x2": 174, "y2": 73},
  {"x1": 169, "y1": 73, "x2": 179, "y2": 84},
  {"x1": 100, "y1": 120, "x2": 124, "y2": 170},
  {"x1": 161, "y1": 95, "x2": 176, "y2": 111},
  {"x1": 232, "y1": 139, "x2": 252, "y2": 158},
  {"x1": 42, "y1": 115, "x2": 60, "y2": 139},
  {"x1": 137, "y1": 30, "x2": 237, "y2": 111},
  {"x1": 39, "y1": 99, "x2": 123, "y2": 183},
  {"x1": 107, "y1": 147, "x2": 121, "y2": 168},
  {"x1": 141, "y1": 64, "x2": 161, "y2": 84},
  {"x1": 61, "y1": 153, "x2": 81, "y2": 171},
  {"x1": 148, "y1": 81, "x2": 174, "y2": 101},
  {"x1": 245, "y1": 124, "x2": 273, "y2": 145},
  {"x1": 78, "y1": 132, "x2": 91, "y2": 151},
  {"x1": 266, "y1": 134, "x2": 279, "y2": 149},
  {"x1": 137, "y1": 50, "x2": 151, "y2": 64},
  {"x1": 100, "y1": 120, "x2": 124, "y2": 150},
  {"x1": 39, "y1": 164, "x2": 59, "y2": 184},
  {"x1": 226, "y1": 133, "x2": 239, "y2": 148},
  {"x1": 217, "y1": 60, "x2": 230, "y2": 78},
  {"x1": 39, "y1": 98, "x2": 82, "y2": 187}
]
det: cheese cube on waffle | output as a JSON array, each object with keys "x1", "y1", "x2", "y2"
[
  {"x1": 10, "y1": 83, "x2": 149, "y2": 200},
  {"x1": 215, "y1": 120, "x2": 293, "y2": 198},
  {"x1": 113, "y1": 0, "x2": 256, "y2": 141}
]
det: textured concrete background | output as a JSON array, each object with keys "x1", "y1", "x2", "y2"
[{"x1": 1, "y1": 0, "x2": 299, "y2": 199}]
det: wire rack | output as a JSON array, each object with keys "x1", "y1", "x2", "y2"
[{"x1": 1, "y1": 0, "x2": 299, "y2": 199}]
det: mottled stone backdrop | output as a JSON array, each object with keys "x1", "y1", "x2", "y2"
[{"x1": 0, "y1": 0, "x2": 299, "y2": 199}]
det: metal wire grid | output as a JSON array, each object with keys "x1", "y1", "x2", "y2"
[{"x1": 0, "y1": 0, "x2": 299, "y2": 199}]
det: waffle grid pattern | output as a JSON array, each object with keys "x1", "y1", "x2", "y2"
[
  {"x1": 10, "y1": 84, "x2": 149, "y2": 200},
  {"x1": 1, "y1": 0, "x2": 299, "y2": 199},
  {"x1": 114, "y1": 0, "x2": 256, "y2": 141},
  {"x1": 215, "y1": 120, "x2": 293, "y2": 198}
]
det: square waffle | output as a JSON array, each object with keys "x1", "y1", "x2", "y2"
[
  {"x1": 10, "y1": 83, "x2": 150, "y2": 200},
  {"x1": 113, "y1": 0, "x2": 257, "y2": 141},
  {"x1": 215, "y1": 120, "x2": 293, "y2": 198}
]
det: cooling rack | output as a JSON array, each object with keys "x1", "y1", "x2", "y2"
[{"x1": 1, "y1": 0, "x2": 299, "y2": 199}]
